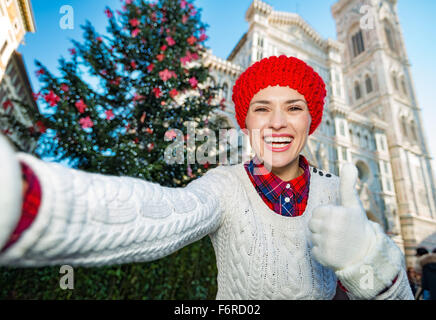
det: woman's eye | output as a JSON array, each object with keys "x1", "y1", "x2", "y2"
[
  {"x1": 255, "y1": 107, "x2": 267, "y2": 112},
  {"x1": 254, "y1": 106, "x2": 303, "y2": 112},
  {"x1": 288, "y1": 106, "x2": 302, "y2": 111}
]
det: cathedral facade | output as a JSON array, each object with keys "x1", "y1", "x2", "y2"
[{"x1": 204, "y1": 0, "x2": 436, "y2": 267}]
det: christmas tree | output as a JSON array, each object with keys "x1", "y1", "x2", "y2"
[
  {"x1": 0, "y1": 0, "x2": 232, "y2": 299},
  {"x1": 0, "y1": 97, "x2": 43, "y2": 153}
]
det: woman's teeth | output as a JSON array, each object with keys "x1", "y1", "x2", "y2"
[{"x1": 264, "y1": 137, "x2": 293, "y2": 148}]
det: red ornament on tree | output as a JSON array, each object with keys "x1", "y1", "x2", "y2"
[
  {"x1": 44, "y1": 91, "x2": 60, "y2": 107},
  {"x1": 187, "y1": 35, "x2": 196, "y2": 45},
  {"x1": 152, "y1": 87, "x2": 162, "y2": 98},
  {"x1": 60, "y1": 84, "x2": 69, "y2": 92},
  {"x1": 159, "y1": 69, "x2": 177, "y2": 82},
  {"x1": 129, "y1": 18, "x2": 140, "y2": 27},
  {"x1": 169, "y1": 88, "x2": 178, "y2": 98},
  {"x1": 147, "y1": 63, "x2": 155, "y2": 72},
  {"x1": 133, "y1": 93, "x2": 145, "y2": 102},
  {"x1": 105, "y1": 109, "x2": 115, "y2": 120},
  {"x1": 79, "y1": 116, "x2": 94, "y2": 129},
  {"x1": 35, "y1": 120, "x2": 47, "y2": 133},
  {"x1": 131, "y1": 28, "x2": 140, "y2": 37},
  {"x1": 166, "y1": 36, "x2": 176, "y2": 46},
  {"x1": 104, "y1": 8, "x2": 113, "y2": 18},
  {"x1": 189, "y1": 77, "x2": 198, "y2": 88},
  {"x1": 75, "y1": 99, "x2": 87, "y2": 113},
  {"x1": 2, "y1": 100, "x2": 13, "y2": 111},
  {"x1": 35, "y1": 69, "x2": 45, "y2": 77}
]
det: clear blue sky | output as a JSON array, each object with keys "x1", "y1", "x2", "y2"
[{"x1": 18, "y1": 0, "x2": 436, "y2": 163}]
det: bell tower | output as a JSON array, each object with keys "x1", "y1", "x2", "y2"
[{"x1": 332, "y1": 0, "x2": 436, "y2": 266}]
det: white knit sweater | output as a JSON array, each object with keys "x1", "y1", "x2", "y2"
[{"x1": 0, "y1": 153, "x2": 413, "y2": 300}]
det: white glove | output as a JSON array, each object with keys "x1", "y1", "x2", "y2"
[
  {"x1": 0, "y1": 133, "x2": 23, "y2": 250},
  {"x1": 309, "y1": 163, "x2": 403, "y2": 299},
  {"x1": 309, "y1": 163, "x2": 376, "y2": 271}
]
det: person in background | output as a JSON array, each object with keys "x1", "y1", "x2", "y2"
[
  {"x1": 414, "y1": 247, "x2": 430, "y2": 300},
  {"x1": 415, "y1": 247, "x2": 429, "y2": 274},
  {"x1": 406, "y1": 267, "x2": 418, "y2": 298},
  {"x1": 416, "y1": 248, "x2": 436, "y2": 300}
]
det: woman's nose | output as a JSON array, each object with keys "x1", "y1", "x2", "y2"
[{"x1": 268, "y1": 108, "x2": 287, "y2": 129}]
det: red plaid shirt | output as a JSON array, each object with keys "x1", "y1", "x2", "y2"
[
  {"x1": 0, "y1": 161, "x2": 41, "y2": 253},
  {"x1": 244, "y1": 155, "x2": 310, "y2": 217}
]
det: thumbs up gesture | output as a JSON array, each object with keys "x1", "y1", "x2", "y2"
[
  {"x1": 309, "y1": 163, "x2": 376, "y2": 272},
  {"x1": 309, "y1": 163, "x2": 411, "y2": 299},
  {"x1": 0, "y1": 133, "x2": 23, "y2": 250}
]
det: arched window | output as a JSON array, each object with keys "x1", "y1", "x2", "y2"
[
  {"x1": 410, "y1": 120, "x2": 418, "y2": 141},
  {"x1": 380, "y1": 137, "x2": 386, "y2": 151},
  {"x1": 257, "y1": 50, "x2": 263, "y2": 61},
  {"x1": 354, "y1": 81, "x2": 362, "y2": 100},
  {"x1": 392, "y1": 73, "x2": 398, "y2": 91},
  {"x1": 401, "y1": 76, "x2": 408, "y2": 96},
  {"x1": 384, "y1": 21, "x2": 396, "y2": 52},
  {"x1": 365, "y1": 75, "x2": 373, "y2": 94},
  {"x1": 222, "y1": 82, "x2": 229, "y2": 100},
  {"x1": 257, "y1": 36, "x2": 264, "y2": 61},
  {"x1": 386, "y1": 179, "x2": 392, "y2": 192},
  {"x1": 351, "y1": 29, "x2": 365, "y2": 57},
  {"x1": 401, "y1": 116, "x2": 408, "y2": 137},
  {"x1": 384, "y1": 161, "x2": 389, "y2": 174},
  {"x1": 354, "y1": 131, "x2": 361, "y2": 146},
  {"x1": 339, "y1": 121, "x2": 345, "y2": 136}
]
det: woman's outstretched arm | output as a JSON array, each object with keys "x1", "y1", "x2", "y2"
[{"x1": 0, "y1": 140, "x2": 230, "y2": 268}]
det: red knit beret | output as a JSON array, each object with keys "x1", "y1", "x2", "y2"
[{"x1": 232, "y1": 55, "x2": 326, "y2": 135}]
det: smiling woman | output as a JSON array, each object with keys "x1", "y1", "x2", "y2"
[
  {"x1": 232, "y1": 56, "x2": 325, "y2": 181},
  {"x1": 245, "y1": 86, "x2": 312, "y2": 181},
  {"x1": 0, "y1": 55, "x2": 413, "y2": 300}
]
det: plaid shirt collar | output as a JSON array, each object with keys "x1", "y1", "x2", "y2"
[{"x1": 244, "y1": 155, "x2": 310, "y2": 204}]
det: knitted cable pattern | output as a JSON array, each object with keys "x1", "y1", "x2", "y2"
[{"x1": 232, "y1": 55, "x2": 326, "y2": 135}]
